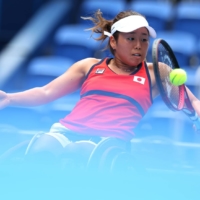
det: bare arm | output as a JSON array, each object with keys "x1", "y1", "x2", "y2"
[{"x1": 0, "y1": 58, "x2": 99, "y2": 109}]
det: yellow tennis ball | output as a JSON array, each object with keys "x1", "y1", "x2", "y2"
[{"x1": 169, "y1": 69, "x2": 187, "y2": 86}]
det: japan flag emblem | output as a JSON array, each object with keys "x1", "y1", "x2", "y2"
[{"x1": 133, "y1": 76, "x2": 145, "y2": 84}]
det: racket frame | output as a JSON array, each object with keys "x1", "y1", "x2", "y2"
[
  {"x1": 152, "y1": 38, "x2": 185, "y2": 111},
  {"x1": 152, "y1": 38, "x2": 200, "y2": 130}
]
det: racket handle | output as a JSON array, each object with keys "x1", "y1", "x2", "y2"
[{"x1": 190, "y1": 113, "x2": 200, "y2": 131}]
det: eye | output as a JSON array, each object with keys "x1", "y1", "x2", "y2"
[
  {"x1": 127, "y1": 37, "x2": 134, "y2": 41},
  {"x1": 141, "y1": 37, "x2": 149, "y2": 42}
]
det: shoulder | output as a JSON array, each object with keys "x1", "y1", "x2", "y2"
[
  {"x1": 146, "y1": 62, "x2": 160, "y2": 98},
  {"x1": 74, "y1": 58, "x2": 101, "y2": 70},
  {"x1": 146, "y1": 62, "x2": 155, "y2": 82},
  {"x1": 68, "y1": 57, "x2": 102, "y2": 75},
  {"x1": 78, "y1": 57, "x2": 101, "y2": 66},
  {"x1": 146, "y1": 62, "x2": 153, "y2": 69}
]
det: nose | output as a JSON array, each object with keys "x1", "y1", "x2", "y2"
[{"x1": 134, "y1": 39, "x2": 141, "y2": 49}]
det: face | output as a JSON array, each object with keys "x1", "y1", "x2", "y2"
[{"x1": 110, "y1": 27, "x2": 150, "y2": 66}]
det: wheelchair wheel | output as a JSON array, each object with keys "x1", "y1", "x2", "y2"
[
  {"x1": 110, "y1": 151, "x2": 134, "y2": 174},
  {"x1": 87, "y1": 137, "x2": 131, "y2": 173},
  {"x1": 98, "y1": 146, "x2": 124, "y2": 171}
]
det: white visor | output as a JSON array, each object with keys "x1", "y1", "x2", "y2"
[{"x1": 104, "y1": 15, "x2": 156, "y2": 38}]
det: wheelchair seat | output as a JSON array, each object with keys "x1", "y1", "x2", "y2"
[
  {"x1": 61, "y1": 137, "x2": 134, "y2": 174},
  {"x1": 0, "y1": 132, "x2": 134, "y2": 175}
]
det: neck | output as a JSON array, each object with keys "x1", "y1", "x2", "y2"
[
  {"x1": 118, "y1": 66, "x2": 135, "y2": 72},
  {"x1": 111, "y1": 59, "x2": 141, "y2": 73}
]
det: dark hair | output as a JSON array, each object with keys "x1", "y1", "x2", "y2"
[{"x1": 81, "y1": 10, "x2": 144, "y2": 55}]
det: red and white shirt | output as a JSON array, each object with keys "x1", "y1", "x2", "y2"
[{"x1": 60, "y1": 57, "x2": 153, "y2": 141}]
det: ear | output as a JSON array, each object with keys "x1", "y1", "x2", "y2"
[{"x1": 109, "y1": 36, "x2": 117, "y2": 50}]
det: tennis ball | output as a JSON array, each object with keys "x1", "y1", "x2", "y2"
[{"x1": 169, "y1": 69, "x2": 187, "y2": 86}]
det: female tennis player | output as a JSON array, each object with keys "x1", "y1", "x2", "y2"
[{"x1": 0, "y1": 10, "x2": 200, "y2": 162}]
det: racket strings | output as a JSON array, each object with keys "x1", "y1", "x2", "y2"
[
  {"x1": 157, "y1": 45, "x2": 181, "y2": 109},
  {"x1": 153, "y1": 39, "x2": 200, "y2": 129}
]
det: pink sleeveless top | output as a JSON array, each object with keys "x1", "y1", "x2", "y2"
[{"x1": 60, "y1": 58, "x2": 153, "y2": 141}]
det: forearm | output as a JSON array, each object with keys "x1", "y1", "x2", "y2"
[{"x1": 7, "y1": 87, "x2": 52, "y2": 107}]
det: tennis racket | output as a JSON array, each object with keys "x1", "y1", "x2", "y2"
[{"x1": 152, "y1": 38, "x2": 200, "y2": 131}]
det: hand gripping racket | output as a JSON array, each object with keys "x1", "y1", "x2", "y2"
[{"x1": 152, "y1": 38, "x2": 200, "y2": 131}]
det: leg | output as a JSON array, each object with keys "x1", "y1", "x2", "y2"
[
  {"x1": 25, "y1": 124, "x2": 97, "y2": 171},
  {"x1": 62, "y1": 140, "x2": 96, "y2": 170},
  {"x1": 25, "y1": 132, "x2": 71, "y2": 168}
]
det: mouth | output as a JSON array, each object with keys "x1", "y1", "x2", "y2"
[{"x1": 132, "y1": 53, "x2": 141, "y2": 57}]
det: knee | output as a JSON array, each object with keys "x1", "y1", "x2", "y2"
[
  {"x1": 25, "y1": 133, "x2": 70, "y2": 165},
  {"x1": 64, "y1": 140, "x2": 96, "y2": 159},
  {"x1": 62, "y1": 140, "x2": 96, "y2": 170}
]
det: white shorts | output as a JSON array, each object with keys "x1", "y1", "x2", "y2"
[
  {"x1": 25, "y1": 123, "x2": 98, "y2": 154},
  {"x1": 45, "y1": 123, "x2": 100, "y2": 147},
  {"x1": 46, "y1": 123, "x2": 71, "y2": 148}
]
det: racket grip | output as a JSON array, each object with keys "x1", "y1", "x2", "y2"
[{"x1": 190, "y1": 113, "x2": 200, "y2": 131}]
